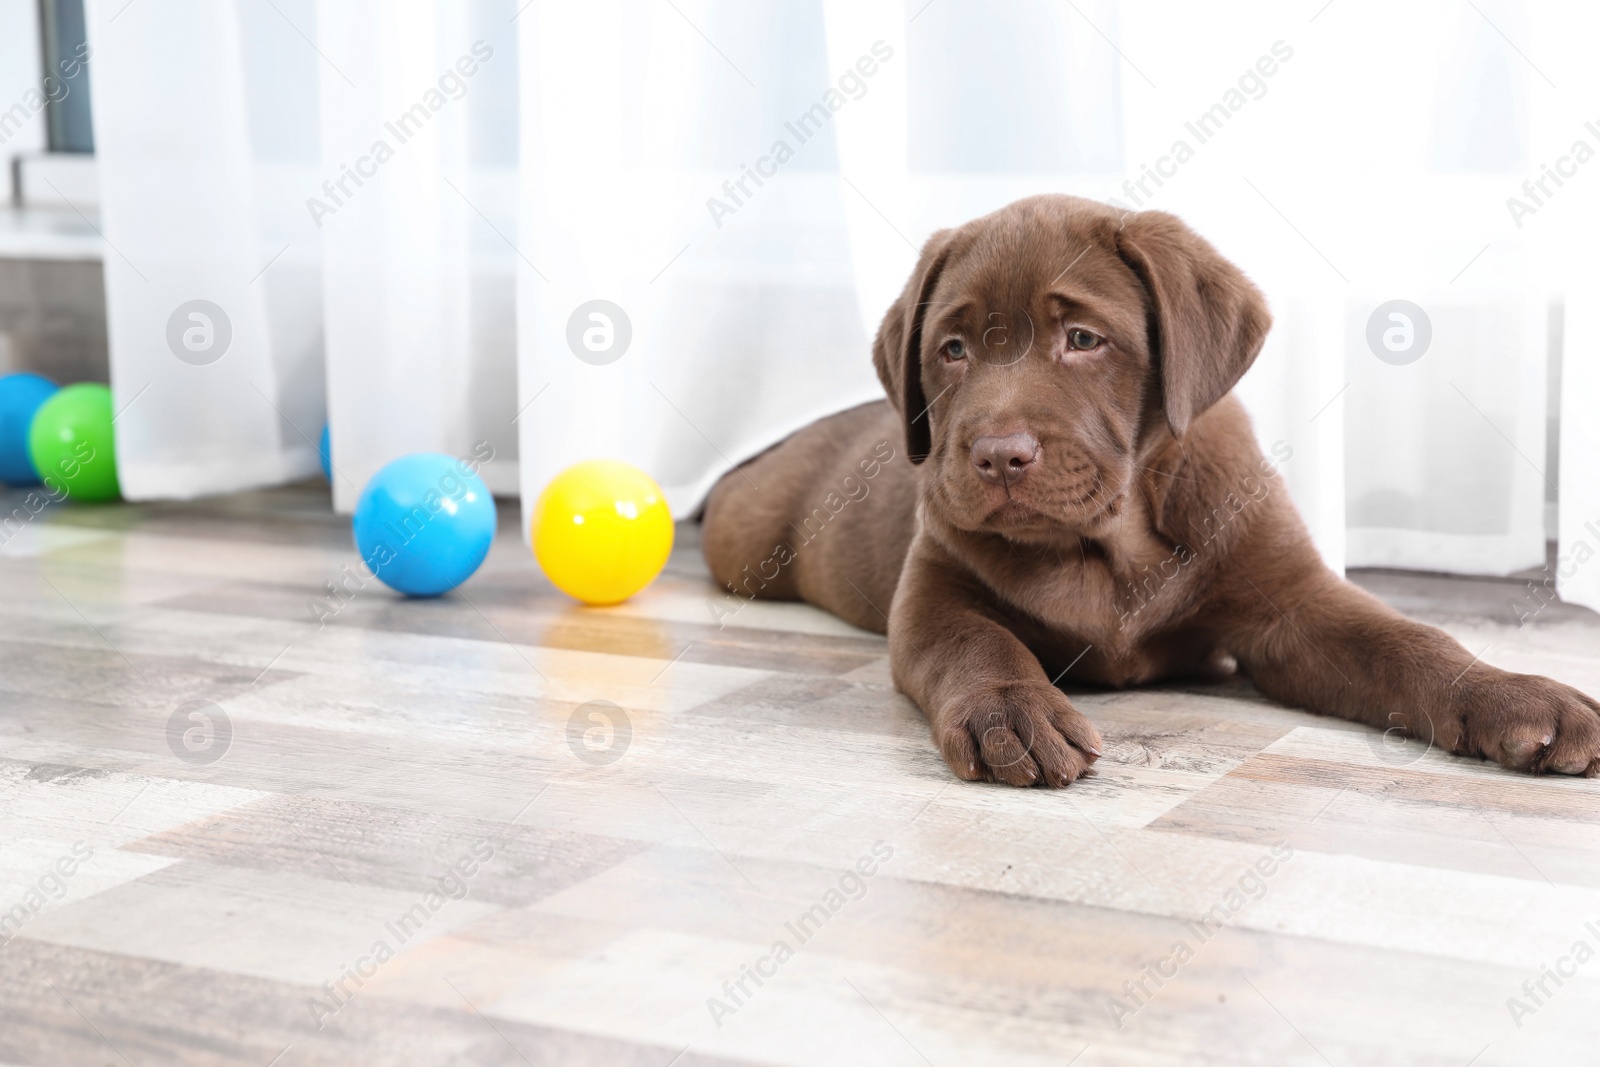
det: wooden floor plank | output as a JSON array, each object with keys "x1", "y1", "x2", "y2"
[
  {"x1": 4, "y1": 482, "x2": 1600, "y2": 1065},
  {"x1": 0, "y1": 939, "x2": 768, "y2": 1067}
]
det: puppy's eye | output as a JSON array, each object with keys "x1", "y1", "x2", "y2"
[
  {"x1": 942, "y1": 339, "x2": 966, "y2": 361},
  {"x1": 1067, "y1": 328, "x2": 1101, "y2": 351}
]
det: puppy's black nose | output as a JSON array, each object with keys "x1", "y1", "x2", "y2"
[{"x1": 970, "y1": 432, "x2": 1040, "y2": 485}]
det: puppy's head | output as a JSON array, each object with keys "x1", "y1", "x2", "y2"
[{"x1": 872, "y1": 195, "x2": 1270, "y2": 542}]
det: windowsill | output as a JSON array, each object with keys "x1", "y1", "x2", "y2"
[{"x1": 0, "y1": 205, "x2": 103, "y2": 261}]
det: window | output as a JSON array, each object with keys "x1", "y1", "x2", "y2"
[{"x1": 39, "y1": 0, "x2": 92, "y2": 153}]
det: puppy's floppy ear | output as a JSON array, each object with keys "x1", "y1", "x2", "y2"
[
  {"x1": 872, "y1": 228, "x2": 954, "y2": 464},
  {"x1": 1115, "y1": 211, "x2": 1271, "y2": 437}
]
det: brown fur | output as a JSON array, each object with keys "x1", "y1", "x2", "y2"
[{"x1": 702, "y1": 195, "x2": 1600, "y2": 787}]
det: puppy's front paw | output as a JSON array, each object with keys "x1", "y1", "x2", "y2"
[
  {"x1": 1446, "y1": 671, "x2": 1600, "y2": 776},
  {"x1": 933, "y1": 682, "x2": 1103, "y2": 787}
]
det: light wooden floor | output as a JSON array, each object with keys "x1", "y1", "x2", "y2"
[{"x1": 3, "y1": 482, "x2": 1599, "y2": 1066}]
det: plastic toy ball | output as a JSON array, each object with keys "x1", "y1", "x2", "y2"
[
  {"x1": 0, "y1": 372, "x2": 58, "y2": 485},
  {"x1": 352, "y1": 453, "x2": 496, "y2": 597},
  {"x1": 532, "y1": 460, "x2": 673, "y2": 606},
  {"x1": 318, "y1": 424, "x2": 332, "y2": 481},
  {"x1": 27, "y1": 383, "x2": 119, "y2": 501}
]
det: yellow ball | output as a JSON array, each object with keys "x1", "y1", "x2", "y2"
[{"x1": 532, "y1": 460, "x2": 674, "y2": 605}]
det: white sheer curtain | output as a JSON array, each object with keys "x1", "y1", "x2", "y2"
[
  {"x1": 1110, "y1": 0, "x2": 1589, "y2": 601},
  {"x1": 825, "y1": 0, "x2": 1579, "y2": 592},
  {"x1": 1537, "y1": 2, "x2": 1600, "y2": 616},
  {"x1": 82, "y1": 0, "x2": 1600, "y2": 617},
  {"x1": 514, "y1": 0, "x2": 881, "y2": 530},
  {"x1": 87, "y1": 0, "x2": 322, "y2": 498},
  {"x1": 318, "y1": 0, "x2": 521, "y2": 510},
  {"x1": 87, "y1": 0, "x2": 519, "y2": 510},
  {"x1": 1108, "y1": 0, "x2": 1557, "y2": 579}
]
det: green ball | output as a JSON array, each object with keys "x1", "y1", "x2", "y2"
[{"x1": 28, "y1": 383, "x2": 120, "y2": 502}]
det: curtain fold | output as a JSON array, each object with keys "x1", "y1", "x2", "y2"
[
  {"x1": 1099, "y1": 0, "x2": 1553, "y2": 577},
  {"x1": 1538, "y1": 1, "x2": 1600, "y2": 616},
  {"x1": 317, "y1": 0, "x2": 522, "y2": 512},
  {"x1": 514, "y1": 0, "x2": 882, "y2": 532},
  {"x1": 88, "y1": 0, "x2": 322, "y2": 499},
  {"x1": 1560, "y1": 283, "x2": 1600, "y2": 616}
]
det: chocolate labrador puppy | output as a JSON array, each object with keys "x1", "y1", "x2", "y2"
[{"x1": 702, "y1": 194, "x2": 1600, "y2": 787}]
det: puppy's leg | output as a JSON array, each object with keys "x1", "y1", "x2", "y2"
[
  {"x1": 889, "y1": 541, "x2": 1103, "y2": 787},
  {"x1": 1226, "y1": 566, "x2": 1600, "y2": 776}
]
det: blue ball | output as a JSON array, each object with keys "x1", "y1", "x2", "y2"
[
  {"x1": 352, "y1": 453, "x2": 496, "y2": 597},
  {"x1": 0, "y1": 373, "x2": 60, "y2": 486},
  {"x1": 318, "y1": 424, "x2": 332, "y2": 481}
]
